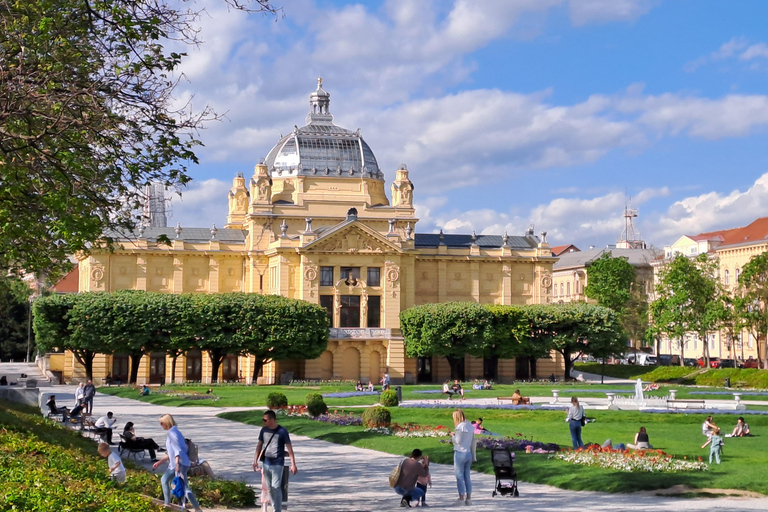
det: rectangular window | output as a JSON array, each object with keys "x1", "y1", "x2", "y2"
[
  {"x1": 340, "y1": 295, "x2": 361, "y2": 327},
  {"x1": 320, "y1": 266, "x2": 334, "y2": 286},
  {"x1": 340, "y1": 267, "x2": 361, "y2": 285},
  {"x1": 320, "y1": 295, "x2": 334, "y2": 324},
  {"x1": 367, "y1": 267, "x2": 381, "y2": 287},
  {"x1": 367, "y1": 295, "x2": 381, "y2": 327},
  {"x1": 553, "y1": 284, "x2": 558, "y2": 297}
]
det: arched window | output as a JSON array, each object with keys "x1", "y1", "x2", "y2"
[
  {"x1": 724, "y1": 269, "x2": 730, "y2": 286},
  {"x1": 566, "y1": 282, "x2": 571, "y2": 296},
  {"x1": 554, "y1": 283, "x2": 558, "y2": 297},
  {"x1": 560, "y1": 283, "x2": 564, "y2": 296}
]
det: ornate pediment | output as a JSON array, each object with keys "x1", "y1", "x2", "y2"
[{"x1": 304, "y1": 223, "x2": 401, "y2": 254}]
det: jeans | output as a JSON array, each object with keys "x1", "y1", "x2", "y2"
[
  {"x1": 453, "y1": 450, "x2": 472, "y2": 497},
  {"x1": 161, "y1": 465, "x2": 200, "y2": 509},
  {"x1": 262, "y1": 460, "x2": 286, "y2": 512},
  {"x1": 709, "y1": 447, "x2": 721, "y2": 464},
  {"x1": 569, "y1": 419, "x2": 584, "y2": 449},
  {"x1": 394, "y1": 485, "x2": 425, "y2": 503}
]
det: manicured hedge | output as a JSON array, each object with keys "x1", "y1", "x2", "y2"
[{"x1": 0, "y1": 400, "x2": 255, "y2": 510}]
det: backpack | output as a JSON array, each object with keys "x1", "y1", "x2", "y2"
[
  {"x1": 185, "y1": 438, "x2": 199, "y2": 464},
  {"x1": 388, "y1": 459, "x2": 405, "y2": 487}
]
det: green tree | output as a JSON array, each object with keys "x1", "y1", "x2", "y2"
[
  {"x1": 585, "y1": 253, "x2": 635, "y2": 311},
  {"x1": 652, "y1": 254, "x2": 726, "y2": 367},
  {"x1": 0, "y1": 0, "x2": 277, "y2": 274},
  {"x1": 400, "y1": 302, "x2": 493, "y2": 380},
  {"x1": 486, "y1": 305, "x2": 535, "y2": 379},
  {"x1": 525, "y1": 303, "x2": 625, "y2": 380},
  {"x1": 736, "y1": 251, "x2": 768, "y2": 369},
  {"x1": 0, "y1": 275, "x2": 32, "y2": 360}
]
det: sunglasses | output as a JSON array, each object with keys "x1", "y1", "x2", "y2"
[{"x1": 262, "y1": 418, "x2": 269, "y2": 422}]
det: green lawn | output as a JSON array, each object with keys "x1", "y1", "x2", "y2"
[
  {"x1": 221, "y1": 406, "x2": 768, "y2": 495},
  {"x1": 99, "y1": 380, "x2": 768, "y2": 408}
]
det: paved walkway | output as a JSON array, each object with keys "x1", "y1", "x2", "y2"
[{"x1": 6, "y1": 363, "x2": 768, "y2": 511}]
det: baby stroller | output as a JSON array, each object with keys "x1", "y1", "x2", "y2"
[{"x1": 490, "y1": 447, "x2": 519, "y2": 497}]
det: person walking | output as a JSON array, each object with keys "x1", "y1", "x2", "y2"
[
  {"x1": 152, "y1": 414, "x2": 203, "y2": 512},
  {"x1": 253, "y1": 409, "x2": 297, "y2": 512},
  {"x1": 565, "y1": 396, "x2": 585, "y2": 449},
  {"x1": 83, "y1": 380, "x2": 96, "y2": 415},
  {"x1": 449, "y1": 409, "x2": 476, "y2": 506}
]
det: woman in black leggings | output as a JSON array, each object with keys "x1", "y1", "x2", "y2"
[{"x1": 122, "y1": 421, "x2": 162, "y2": 462}]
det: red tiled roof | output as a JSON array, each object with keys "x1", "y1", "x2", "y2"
[
  {"x1": 721, "y1": 217, "x2": 768, "y2": 246},
  {"x1": 50, "y1": 267, "x2": 79, "y2": 293},
  {"x1": 551, "y1": 244, "x2": 580, "y2": 257}
]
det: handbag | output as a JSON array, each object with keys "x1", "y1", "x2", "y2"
[
  {"x1": 258, "y1": 432, "x2": 276, "y2": 462},
  {"x1": 388, "y1": 459, "x2": 404, "y2": 487},
  {"x1": 171, "y1": 475, "x2": 185, "y2": 499}
]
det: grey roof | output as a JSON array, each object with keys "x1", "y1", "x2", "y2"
[
  {"x1": 108, "y1": 227, "x2": 246, "y2": 244},
  {"x1": 264, "y1": 83, "x2": 383, "y2": 180},
  {"x1": 414, "y1": 233, "x2": 538, "y2": 250},
  {"x1": 553, "y1": 247, "x2": 659, "y2": 270}
]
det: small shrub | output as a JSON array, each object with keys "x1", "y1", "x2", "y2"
[
  {"x1": 306, "y1": 394, "x2": 328, "y2": 417},
  {"x1": 266, "y1": 392, "x2": 288, "y2": 409},
  {"x1": 380, "y1": 389, "x2": 398, "y2": 407},
  {"x1": 305, "y1": 392, "x2": 323, "y2": 405},
  {"x1": 307, "y1": 398, "x2": 328, "y2": 417},
  {"x1": 362, "y1": 406, "x2": 391, "y2": 427}
]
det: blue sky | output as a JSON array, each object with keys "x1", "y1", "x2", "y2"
[{"x1": 169, "y1": 0, "x2": 768, "y2": 250}]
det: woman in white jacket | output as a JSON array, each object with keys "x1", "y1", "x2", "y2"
[{"x1": 450, "y1": 409, "x2": 476, "y2": 506}]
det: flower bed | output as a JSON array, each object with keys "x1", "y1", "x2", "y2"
[
  {"x1": 152, "y1": 389, "x2": 219, "y2": 401},
  {"x1": 554, "y1": 445, "x2": 708, "y2": 472},
  {"x1": 363, "y1": 422, "x2": 451, "y2": 438},
  {"x1": 400, "y1": 402, "x2": 566, "y2": 411},
  {"x1": 322, "y1": 391, "x2": 380, "y2": 398},
  {"x1": 279, "y1": 406, "x2": 363, "y2": 426}
]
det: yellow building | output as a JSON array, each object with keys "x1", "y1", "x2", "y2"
[
  {"x1": 654, "y1": 217, "x2": 768, "y2": 362},
  {"x1": 69, "y1": 80, "x2": 560, "y2": 385}
]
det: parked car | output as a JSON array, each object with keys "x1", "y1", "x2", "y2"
[
  {"x1": 719, "y1": 359, "x2": 737, "y2": 368},
  {"x1": 684, "y1": 358, "x2": 698, "y2": 367},
  {"x1": 743, "y1": 357, "x2": 762, "y2": 369},
  {"x1": 657, "y1": 354, "x2": 681, "y2": 366},
  {"x1": 627, "y1": 353, "x2": 657, "y2": 366},
  {"x1": 697, "y1": 357, "x2": 720, "y2": 368}
]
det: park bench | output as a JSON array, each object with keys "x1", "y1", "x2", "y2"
[
  {"x1": 497, "y1": 396, "x2": 530, "y2": 405},
  {"x1": 667, "y1": 399, "x2": 705, "y2": 409},
  {"x1": 118, "y1": 434, "x2": 147, "y2": 460}
]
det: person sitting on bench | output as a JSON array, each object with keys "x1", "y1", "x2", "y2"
[
  {"x1": 511, "y1": 389, "x2": 530, "y2": 405},
  {"x1": 442, "y1": 381, "x2": 455, "y2": 400},
  {"x1": 122, "y1": 421, "x2": 162, "y2": 462},
  {"x1": 451, "y1": 380, "x2": 465, "y2": 400},
  {"x1": 45, "y1": 395, "x2": 68, "y2": 420},
  {"x1": 94, "y1": 412, "x2": 117, "y2": 444}
]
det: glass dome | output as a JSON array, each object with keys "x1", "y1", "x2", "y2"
[{"x1": 263, "y1": 79, "x2": 383, "y2": 179}]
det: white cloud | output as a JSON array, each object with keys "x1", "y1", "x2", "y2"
[
  {"x1": 651, "y1": 172, "x2": 768, "y2": 244},
  {"x1": 168, "y1": 179, "x2": 231, "y2": 228},
  {"x1": 684, "y1": 37, "x2": 768, "y2": 71}
]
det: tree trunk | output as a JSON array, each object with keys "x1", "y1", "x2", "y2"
[
  {"x1": 446, "y1": 356, "x2": 463, "y2": 380},
  {"x1": 702, "y1": 332, "x2": 710, "y2": 368},
  {"x1": 563, "y1": 349, "x2": 572, "y2": 381},
  {"x1": 170, "y1": 353, "x2": 178, "y2": 383},
  {"x1": 529, "y1": 357, "x2": 537, "y2": 380},
  {"x1": 129, "y1": 352, "x2": 143, "y2": 384},
  {"x1": 208, "y1": 350, "x2": 226, "y2": 383},
  {"x1": 679, "y1": 337, "x2": 685, "y2": 367},
  {"x1": 252, "y1": 357, "x2": 266, "y2": 384},
  {"x1": 74, "y1": 350, "x2": 96, "y2": 380}
]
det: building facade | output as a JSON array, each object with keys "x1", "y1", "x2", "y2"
[
  {"x1": 653, "y1": 217, "x2": 768, "y2": 362},
  {"x1": 66, "y1": 80, "x2": 561, "y2": 385}
]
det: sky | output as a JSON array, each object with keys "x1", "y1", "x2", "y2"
[{"x1": 167, "y1": 0, "x2": 768, "y2": 250}]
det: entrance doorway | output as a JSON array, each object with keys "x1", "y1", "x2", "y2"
[
  {"x1": 112, "y1": 355, "x2": 129, "y2": 384},
  {"x1": 149, "y1": 353, "x2": 166, "y2": 384},
  {"x1": 185, "y1": 349, "x2": 202, "y2": 381},
  {"x1": 222, "y1": 355, "x2": 239, "y2": 382},
  {"x1": 417, "y1": 357, "x2": 433, "y2": 383}
]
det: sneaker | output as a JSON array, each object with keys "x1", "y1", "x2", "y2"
[
  {"x1": 464, "y1": 499, "x2": 473, "y2": 506},
  {"x1": 453, "y1": 498, "x2": 465, "y2": 506},
  {"x1": 400, "y1": 498, "x2": 411, "y2": 508},
  {"x1": 151, "y1": 458, "x2": 159, "y2": 463}
]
